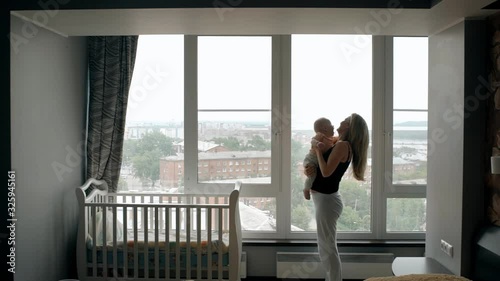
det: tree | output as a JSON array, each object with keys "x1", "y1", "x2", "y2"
[
  {"x1": 291, "y1": 138, "x2": 310, "y2": 165},
  {"x1": 210, "y1": 136, "x2": 242, "y2": 151},
  {"x1": 386, "y1": 198, "x2": 426, "y2": 231},
  {"x1": 136, "y1": 130, "x2": 174, "y2": 156},
  {"x1": 132, "y1": 149, "x2": 162, "y2": 188},
  {"x1": 289, "y1": 139, "x2": 316, "y2": 230},
  {"x1": 291, "y1": 205, "x2": 313, "y2": 231},
  {"x1": 340, "y1": 181, "x2": 370, "y2": 215},
  {"x1": 122, "y1": 139, "x2": 139, "y2": 166},
  {"x1": 130, "y1": 131, "x2": 175, "y2": 188},
  {"x1": 338, "y1": 206, "x2": 364, "y2": 231},
  {"x1": 118, "y1": 175, "x2": 129, "y2": 191},
  {"x1": 338, "y1": 180, "x2": 371, "y2": 231},
  {"x1": 246, "y1": 135, "x2": 271, "y2": 151}
]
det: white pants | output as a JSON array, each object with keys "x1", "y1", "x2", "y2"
[{"x1": 312, "y1": 191, "x2": 343, "y2": 281}]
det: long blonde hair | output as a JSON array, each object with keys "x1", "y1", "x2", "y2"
[{"x1": 342, "y1": 113, "x2": 369, "y2": 181}]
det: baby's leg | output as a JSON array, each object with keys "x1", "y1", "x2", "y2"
[
  {"x1": 303, "y1": 174, "x2": 316, "y2": 200},
  {"x1": 303, "y1": 167, "x2": 317, "y2": 200},
  {"x1": 303, "y1": 153, "x2": 318, "y2": 200}
]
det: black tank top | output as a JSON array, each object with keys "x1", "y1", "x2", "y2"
[{"x1": 310, "y1": 143, "x2": 351, "y2": 194}]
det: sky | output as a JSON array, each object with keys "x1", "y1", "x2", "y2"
[{"x1": 125, "y1": 35, "x2": 428, "y2": 131}]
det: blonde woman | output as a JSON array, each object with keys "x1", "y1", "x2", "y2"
[{"x1": 304, "y1": 113, "x2": 369, "y2": 281}]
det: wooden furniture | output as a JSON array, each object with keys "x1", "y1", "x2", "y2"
[
  {"x1": 76, "y1": 178, "x2": 243, "y2": 281},
  {"x1": 392, "y1": 257, "x2": 452, "y2": 276}
]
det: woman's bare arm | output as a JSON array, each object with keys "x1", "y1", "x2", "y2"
[{"x1": 315, "y1": 141, "x2": 349, "y2": 177}]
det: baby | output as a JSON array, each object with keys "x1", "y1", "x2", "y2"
[{"x1": 303, "y1": 118, "x2": 338, "y2": 200}]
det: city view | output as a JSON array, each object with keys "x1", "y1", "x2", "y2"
[
  {"x1": 119, "y1": 119, "x2": 427, "y2": 233},
  {"x1": 118, "y1": 34, "x2": 428, "y2": 233}
]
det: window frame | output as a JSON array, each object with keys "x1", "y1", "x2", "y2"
[
  {"x1": 183, "y1": 35, "x2": 285, "y2": 239},
  {"x1": 381, "y1": 36, "x2": 426, "y2": 240},
  {"x1": 125, "y1": 34, "x2": 427, "y2": 241}
]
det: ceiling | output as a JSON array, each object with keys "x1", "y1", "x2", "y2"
[{"x1": 10, "y1": 0, "x2": 500, "y2": 37}]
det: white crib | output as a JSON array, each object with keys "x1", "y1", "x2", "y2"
[{"x1": 75, "y1": 178, "x2": 242, "y2": 281}]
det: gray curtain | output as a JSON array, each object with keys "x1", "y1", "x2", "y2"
[{"x1": 87, "y1": 36, "x2": 138, "y2": 192}]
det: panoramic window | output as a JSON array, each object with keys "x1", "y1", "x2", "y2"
[
  {"x1": 121, "y1": 35, "x2": 184, "y2": 193},
  {"x1": 290, "y1": 35, "x2": 372, "y2": 234},
  {"x1": 385, "y1": 37, "x2": 428, "y2": 234},
  {"x1": 119, "y1": 34, "x2": 428, "y2": 239},
  {"x1": 196, "y1": 36, "x2": 277, "y2": 233},
  {"x1": 197, "y1": 36, "x2": 272, "y2": 185}
]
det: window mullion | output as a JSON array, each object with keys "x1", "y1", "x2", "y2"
[
  {"x1": 274, "y1": 35, "x2": 292, "y2": 239},
  {"x1": 383, "y1": 36, "x2": 427, "y2": 238},
  {"x1": 184, "y1": 35, "x2": 198, "y2": 193},
  {"x1": 372, "y1": 35, "x2": 389, "y2": 240},
  {"x1": 380, "y1": 36, "x2": 395, "y2": 239}
]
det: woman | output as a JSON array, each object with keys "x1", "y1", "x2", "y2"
[{"x1": 305, "y1": 113, "x2": 369, "y2": 281}]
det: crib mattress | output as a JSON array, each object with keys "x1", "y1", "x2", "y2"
[{"x1": 87, "y1": 240, "x2": 230, "y2": 269}]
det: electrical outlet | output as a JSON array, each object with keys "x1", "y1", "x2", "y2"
[{"x1": 440, "y1": 239, "x2": 453, "y2": 257}]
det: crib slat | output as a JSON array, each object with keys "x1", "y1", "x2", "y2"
[
  {"x1": 175, "y1": 206, "x2": 180, "y2": 280},
  {"x1": 102, "y1": 206, "x2": 108, "y2": 278},
  {"x1": 218, "y1": 207, "x2": 223, "y2": 280},
  {"x1": 197, "y1": 206, "x2": 202, "y2": 279},
  {"x1": 112, "y1": 206, "x2": 118, "y2": 277},
  {"x1": 144, "y1": 206, "x2": 149, "y2": 278},
  {"x1": 133, "y1": 206, "x2": 138, "y2": 278},
  {"x1": 224, "y1": 196, "x2": 229, "y2": 230},
  {"x1": 91, "y1": 206, "x2": 97, "y2": 278},
  {"x1": 159, "y1": 196, "x2": 165, "y2": 231},
  {"x1": 123, "y1": 206, "x2": 128, "y2": 277},
  {"x1": 150, "y1": 195, "x2": 154, "y2": 230},
  {"x1": 186, "y1": 206, "x2": 191, "y2": 280},
  {"x1": 154, "y1": 207, "x2": 159, "y2": 278},
  {"x1": 140, "y1": 197, "x2": 144, "y2": 234},
  {"x1": 207, "y1": 206, "x2": 212, "y2": 280},
  {"x1": 164, "y1": 207, "x2": 170, "y2": 279}
]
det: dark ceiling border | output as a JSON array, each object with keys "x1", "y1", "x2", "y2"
[
  {"x1": 483, "y1": 0, "x2": 500, "y2": 9},
  {"x1": 431, "y1": 0, "x2": 443, "y2": 8},
  {"x1": 9, "y1": 0, "x2": 433, "y2": 10}
]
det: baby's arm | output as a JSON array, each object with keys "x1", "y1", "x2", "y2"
[{"x1": 311, "y1": 133, "x2": 326, "y2": 150}]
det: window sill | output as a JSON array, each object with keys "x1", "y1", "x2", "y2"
[{"x1": 243, "y1": 239, "x2": 425, "y2": 247}]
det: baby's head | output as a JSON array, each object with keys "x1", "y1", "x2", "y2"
[{"x1": 314, "y1": 117, "x2": 334, "y2": 137}]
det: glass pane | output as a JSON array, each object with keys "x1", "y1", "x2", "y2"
[
  {"x1": 240, "y1": 197, "x2": 276, "y2": 232},
  {"x1": 291, "y1": 35, "x2": 372, "y2": 232},
  {"x1": 198, "y1": 36, "x2": 272, "y2": 110},
  {"x1": 387, "y1": 198, "x2": 426, "y2": 232},
  {"x1": 393, "y1": 37, "x2": 428, "y2": 110},
  {"x1": 197, "y1": 36, "x2": 272, "y2": 186},
  {"x1": 393, "y1": 111, "x2": 427, "y2": 185},
  {"x1": 121, "y1": 35, "x2": 184, "y2": 193},
  {"x1": 198, "y1": 111, "x2": 271, "y2": 184}
]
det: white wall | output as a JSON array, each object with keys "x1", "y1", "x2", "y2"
[
  {"x1": 427, "y1": 21, "x2": 465, "y2": 275},
  {"x1": 10, "y1": 16, "x2": 87, "y2": 281},
  {"x1": 427, "y1": 19, "x2": 487, "y2": 277}
]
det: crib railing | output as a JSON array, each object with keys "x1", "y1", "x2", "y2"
[
  {"x1": 76, "y1": 178, "x2": 242, "y2": 281},
  {"x1": 102, "y1": 193, "x2": 231, "y2": 234}
]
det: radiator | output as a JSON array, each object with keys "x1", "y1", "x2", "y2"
[{"x1": 276, "y1": 252, "x2": 394, "y2": 279}]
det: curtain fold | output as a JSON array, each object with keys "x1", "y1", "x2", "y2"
[{"x1": 87, "y1": 36, "x2": 138, "y2": 192}]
